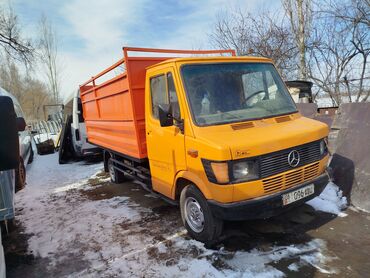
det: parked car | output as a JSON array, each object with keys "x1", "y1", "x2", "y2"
[
  {"x1": 0, "y1": 95, "x2": 27, "y2": 277},
  {"x1": 0, "y1": 87, "x2": 33, "y2": 192}
]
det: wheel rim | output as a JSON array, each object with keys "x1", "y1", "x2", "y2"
[
  {"x1": 108, "y1": 160, "x2": 115, "y2": 182},
  {"x1": 184, "y1": 197, "x2": 204, "y2": 233}
]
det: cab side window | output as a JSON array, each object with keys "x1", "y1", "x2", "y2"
[
  {"x1": 167, "y1": 73, "x2": 180, "y2": 119},
  {"x1": 150, "y1": 75, "x2": 167, "y2": 119}
]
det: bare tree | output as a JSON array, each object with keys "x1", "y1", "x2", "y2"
[
  {"x1": 330, "y1": 0, "x2": 370, "y2": 28},
  {"x1": 283, "y1": 0, "x2": 312, "y2": 80},
  {"x1": 307, "y1": 0, "x2": 369, "y2": 105},
  {"x1": 209, "y1": 8, "x2": 298, "y2": 79},
  {"x1": 23, "y1": 77, "x2": 51, "y2": 120},
  {"x1": 327, "y1": 0, "x2": 370, "y2": 102},
  {"x1": 0, "y1": 4, "x2": 33, "y2": 66},
  {"x1": 0, "y1": 60, "x2": 51, "y2": 120},
  {"x1": 0, "y1": 57, "x2": 24, "y2": 101},
  {"x1": 38, "y1": 15, "x2": 61, "y2": 104}
]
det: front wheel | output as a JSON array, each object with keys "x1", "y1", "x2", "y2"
[{"x1": 180, "y1": 184, "x2": 223, "y2": 244}]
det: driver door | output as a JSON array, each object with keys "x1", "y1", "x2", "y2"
[{"x1": 146, "y1": 68, "x2": 186, "y2": 198}]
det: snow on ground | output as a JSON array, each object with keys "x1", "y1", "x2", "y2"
[
  {"x1": 306, "y1": 182, "x2": 348, "y2": 217},
  {"x1": 15, "y1": 153, "x2": 340, "y2": 277}
]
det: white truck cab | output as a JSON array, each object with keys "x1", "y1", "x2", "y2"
[{"x1": 64, "y1": 90, "x2": 100, "y2": 158}]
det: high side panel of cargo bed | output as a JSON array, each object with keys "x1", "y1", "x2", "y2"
[
  {"x1": 80, "y1": 57, "x2": 167, "y2": 160},
  {"x1": 80, "y1": 47, "x2": 236, "y2": 160}
]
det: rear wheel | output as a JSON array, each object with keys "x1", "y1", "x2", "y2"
[
  {"x1": 15, "y1": 159, "x2": 26, "y2": 192},
  {"x1": 180, "y1": 184, "x2": 223, "y2": 244},
  {"x1": 108, "y1": 157, "x2": 125, "y2": 183}
]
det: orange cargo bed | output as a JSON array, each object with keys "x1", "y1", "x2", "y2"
[{"x1": 80, "y1": 47, "x2": 235, "y2": 161}]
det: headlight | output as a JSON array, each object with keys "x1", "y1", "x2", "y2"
[
  {"x1": 320, "y1": 138, "x2": 328, "y2": 156},
  {"x1": 232, "y1": 160, "x2": 259, "y2": 182}
]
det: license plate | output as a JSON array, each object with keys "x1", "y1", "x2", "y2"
[{"x1": 282, "y1": 184, "x2": 314, "y2": 206}]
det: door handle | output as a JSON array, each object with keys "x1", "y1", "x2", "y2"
[{"x1": 147, "y1": 130, "x2": 152, "y2": 135}]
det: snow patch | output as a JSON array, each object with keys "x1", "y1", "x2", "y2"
[
  {"x1": 16, "y1": 152, "x2": 336, "y2": 276},
  {"x1": 288, "y1": 263, "x2": 299, "y2": 272},
  {"x1": 157, "y1": 242, "x2": 168, "y2": 254},
  {"x1": 306, "y1": 182, "x2": 348, "y2": 216},
  {"x1": 105, "y1": 235, "x2": 331, "y2": 278}
]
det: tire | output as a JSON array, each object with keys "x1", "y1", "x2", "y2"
[
  {"x1": 180, "y1": 184, "x2": 223, "y2": 244},
  {"x1": 0, "y1": 218, "x2": 16, "y2": 234},
  {"x1": 15, "y1": 159, "x2": 26, "y2": 192},
  {"x1": 28, "y1": 144, "x2": 34, "y2": 164},
  {"x1": 108, "y1": 157, "x2": 125, "y2": 183}
]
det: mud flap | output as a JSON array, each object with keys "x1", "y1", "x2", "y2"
[{"x1": 329, "y1": 103, "x2": 370, "y2": 211}]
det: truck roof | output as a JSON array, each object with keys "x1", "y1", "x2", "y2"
[{"x1": 145, "y1": 56, "x2": 274, "y2": 70}]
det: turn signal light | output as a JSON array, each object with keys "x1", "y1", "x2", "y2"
[{"x1": 210, "y1": 162, "x2": 229, "y2": 184}]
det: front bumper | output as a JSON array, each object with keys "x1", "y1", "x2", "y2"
[{"x1": 208, "y1": 172, "x2": 329, "y2": 221}]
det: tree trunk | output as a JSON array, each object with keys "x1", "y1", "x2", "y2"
[{"x1": 297, "y1": 0, "x2": 307, "y2": 80}]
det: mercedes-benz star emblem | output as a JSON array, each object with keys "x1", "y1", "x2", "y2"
[{"x1": 288, "y1": 150, "x2": 300, "y2": 167}]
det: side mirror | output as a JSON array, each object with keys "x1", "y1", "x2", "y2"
[
  {"x1": 158, "y1": 104, "x2": 173, "y2": 127},
  {"x1": 0, "y1": 96, "x2": 20, "y2": 170},
  {"x1": 16, "y1": 117, "x2": 26, "y2": 131}
]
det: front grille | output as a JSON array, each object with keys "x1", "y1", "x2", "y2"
[
  {"x1": 263, "y1": 162, "x2": 320, "y2": 194},
  {"x1": 259, "y1": 140, "x2": 321, "y2": 178}
]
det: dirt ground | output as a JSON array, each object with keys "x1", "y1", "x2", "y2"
[{"x1": 3, "y1": 165, "x2": 370, "y2": 277}]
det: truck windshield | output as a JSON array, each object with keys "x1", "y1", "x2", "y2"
[{"x1": 181, "y1": 63, "x2": 297, "y2": 126}]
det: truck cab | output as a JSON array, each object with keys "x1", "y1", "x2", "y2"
[
  {"x1": 63, "y1": 90, "x2": 101, "y2": 158},
  {"x1": 80, "y1": 48, "x2": 329, "y2": 243}
]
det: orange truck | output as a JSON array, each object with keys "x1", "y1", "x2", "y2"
[{"x1": 80, "y1": 47, "x2": 330, "y2": 243}]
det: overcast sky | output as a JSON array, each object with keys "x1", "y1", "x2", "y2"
[{"x1": 9, "y1": 0, "x2": 281, "y2": 101}]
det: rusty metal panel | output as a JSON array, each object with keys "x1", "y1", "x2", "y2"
[
  {"x1": 329, "y1": 103, "x2": 370, "y2": 211},
  {"x1": 314, "y1": 114, "x2": 335, "y2": 127},
  {"x1": 296, "y1": 103, "x2": 318, "y2": 119},
  {"x1": 297, "y1": 104, "x2": 336, "y2": 127},
  {"x1": 318, "y1": 107, "x2": 338, "y2": 116}
]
